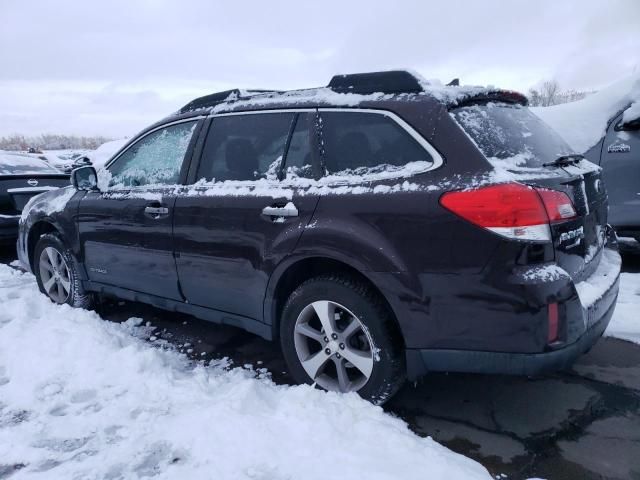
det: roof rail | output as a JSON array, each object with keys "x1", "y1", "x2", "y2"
[
  {"x1": 178, "y1": 89, "x2": 281, "y2": 113},
  {"x1": 328, "y1": 70, "x2": 424, "y2": 95}
]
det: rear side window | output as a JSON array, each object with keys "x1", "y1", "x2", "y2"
[
  {"x1": 197, "y1": 113, "x2": 295, "y2": 182},
  {"x1": 108, "y1": 121, "x2": 197, "y2": 188},
  {"x1": 319, "y1": 111, "x2": 433, "y2": 175}
]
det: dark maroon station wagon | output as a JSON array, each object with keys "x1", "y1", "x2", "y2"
[{"x1": 18, "y1": 71, "x2": 621, "y2": 404}]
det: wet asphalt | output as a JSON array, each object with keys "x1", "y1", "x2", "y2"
[{"x1": 1, "y1": 246, "x2": 639, "y2": 480}]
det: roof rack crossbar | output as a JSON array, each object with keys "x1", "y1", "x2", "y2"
[{"x1": 328, "y1": 70, "x2": 424, "y2": 95}]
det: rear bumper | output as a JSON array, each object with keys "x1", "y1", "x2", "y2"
[
  {"x1": 406, "y1": 247, "x2": 621, "y2": 379},
  {"x1": 0, "y1": 214, "x2": 19, "y2": 243}
]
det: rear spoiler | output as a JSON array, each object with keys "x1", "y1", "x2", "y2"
[{"x1": 451, "y1": 90, "x2": 528, "y2": 108}]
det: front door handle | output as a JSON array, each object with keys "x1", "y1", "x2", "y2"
[
  {"x1": 145, "y1": 206, "x2": 169, "y2": 216},
  {"x1": 262, "y1": 203, "x2": 298, "y2": 217}
]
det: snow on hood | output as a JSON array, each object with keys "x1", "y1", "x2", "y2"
[
  {"x1": 532, "y1": 73, "x2": 640, "y2": 154},
  {"x1": 0, "y1": 264, "x2": 491, "y2": 480}
]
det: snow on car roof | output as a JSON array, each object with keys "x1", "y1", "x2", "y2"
[
  {"x1": 176, "y1": 70, "x2": 525, "y2": 116},
  {"x1": 0, "y1": 151, "x2": 61, "y2": 175},
  {"x1": 532, "y1": 73, "x2": 640, "y2": 154}
]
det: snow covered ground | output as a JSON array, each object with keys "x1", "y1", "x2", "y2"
[
  {"x1": 0, "y1": 259, "x2": 638, "y2": 479},
  {"x1": 605, "y1": 272, "x2": 640, "y2": 345},
  {"x1": 0, "y1": 264, "x2": 490, "y2": 480}
]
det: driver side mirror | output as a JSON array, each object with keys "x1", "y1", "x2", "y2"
[{"x1": 71, "y1": 165, "x2": 99, "y2": 191}]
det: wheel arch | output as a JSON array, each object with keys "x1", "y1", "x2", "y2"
[
  {"x1": 27, "y1": 220, "x2": 60, "y2": 272},
  {"x1": 265, "y1": 255, "x2": 404, "y2": 345}
]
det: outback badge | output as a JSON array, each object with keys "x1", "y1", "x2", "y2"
[{"x1": 558, "y1": 226, "x2": 584, "y2": 249}]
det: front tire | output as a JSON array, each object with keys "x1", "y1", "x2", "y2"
[
  {"x1": 280, "y1": 275, "x2": 405, "y2": 404},
  {"x1": 34, "y1": 233, "x2": 93, "y2": 309}
]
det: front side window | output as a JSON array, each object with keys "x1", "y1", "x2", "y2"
[
  {"x1": 108, "y1": 121, "x2": 197, "y2": 188},
  {"x1": 196, "y1": 113, "x2": 295, "y2": 182},
  {"x1": 319, "y1": 111, "x2": 433, "y2": 175}
]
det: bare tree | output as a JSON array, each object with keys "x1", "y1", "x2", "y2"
[
  {"x1": 0, "y1": 134, "x2": 112, "y2": 151},
  {"x1": 527, "y1": 80, "x2": 594, "y2": 107},
  {"x1": 539, "y1": 80, "x2": 560, "y2": 107}
]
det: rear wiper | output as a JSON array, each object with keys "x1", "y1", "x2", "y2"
[{"x1": 542, "y1": 154, "x2": 584, "y2": 168}]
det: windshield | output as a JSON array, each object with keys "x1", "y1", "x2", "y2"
[{"x1": 451, "y1": 102, "x2": 574, "y2": 169}]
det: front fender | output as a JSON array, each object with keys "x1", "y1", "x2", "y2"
[{"x1": 18, "y1": 187, "x2": 83, "y2": 272}]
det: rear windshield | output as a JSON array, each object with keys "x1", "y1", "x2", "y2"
[{"x1": 451, "y1": 102, "x2": 574, "y2": 169}]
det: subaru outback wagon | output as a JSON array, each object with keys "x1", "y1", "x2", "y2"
[{"x1": 18, "y1": 71, "x2": 621, "y2": 404}]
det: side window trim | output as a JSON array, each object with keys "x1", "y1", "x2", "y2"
[
  {"x1": 279, "y1": 109, "x2": 323, "y2": 181},
  {"x1": 278, "y1": 113, "x2": 301, "y2": 180},
  {"x1": 186, "y1": 117, "x2": 213, "y2": 185},
  {"x1": 105, "y1": 117, "x2": 205, "y2": 190},
  {"x1": 183, "y1": 107, "x2": 442, "y2": 186}
]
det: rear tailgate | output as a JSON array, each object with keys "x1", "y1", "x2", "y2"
[
  {"x1": 0, "y1": 175, "x2": 70, "y2": 214},
  {"x1": 525, "y1": 161, "x2": 608, "y2": 282}
]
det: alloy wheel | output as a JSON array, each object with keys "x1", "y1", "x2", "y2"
[
  {"x1": 293, "y1": 300, "x2": 375, "y2": 393},
  {"x1": 38, "y1": 246, "x2": 71, "y2": 304}
]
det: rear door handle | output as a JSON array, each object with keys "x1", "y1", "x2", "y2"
[
  {"x1": 262, "y1": 204, "x2": 298, "y2": 217},
  {"x1": 145, "y1": 206, "x2": 169, "y2": 216}
]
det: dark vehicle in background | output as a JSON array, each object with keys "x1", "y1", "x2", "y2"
[
  {"x1": 0, "y1": 152, "x2": 69, "y2": 244},
  {"x1": 583, "y1": 106, "x2": 640, "y2": 243},
  {"x1": 18, "y1": 71, "x2": 621, "y2": 404}
]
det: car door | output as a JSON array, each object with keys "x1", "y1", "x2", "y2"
[
  {"x1": 78, "y1": 118, "x2": 203, "y2": 300},
  {"x1": 599, "y1": 110, "x2": 640, "y2": 229},
  {"x1": 172, "y1": 110, "x2": 320, "y2": 320}
]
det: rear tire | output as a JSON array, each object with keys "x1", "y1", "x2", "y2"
[
  {"x1": 280, "y1": 275, "x2": 405, "y2": 404},
  {"x1": 34, "y1": 233, "x2": 93, "y2": 309}
]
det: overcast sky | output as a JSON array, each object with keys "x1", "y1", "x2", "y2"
[{"x1": 0, "y1": 0, "x2": 638, "y2": 138}]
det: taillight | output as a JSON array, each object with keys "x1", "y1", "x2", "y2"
[
  {"x1": 537, "y1": 188, "x2": 577, "y2": 222},
  {"x1": 439, "y1": 183, "x2": 576, "y2": 242}
]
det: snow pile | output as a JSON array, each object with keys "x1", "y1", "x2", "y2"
[
  {"x1": 533, "y1": 73, "x2": 640, "y2": 153},
  {"x1": 89, "y1": 138, "x2": 128, "y2": 169},
  {"x1": 605, "y1": 272, "x2": 640, "y2": 345},
  {"x1": 0, "y1": 264, "x2": 491, "y2": 480}
]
